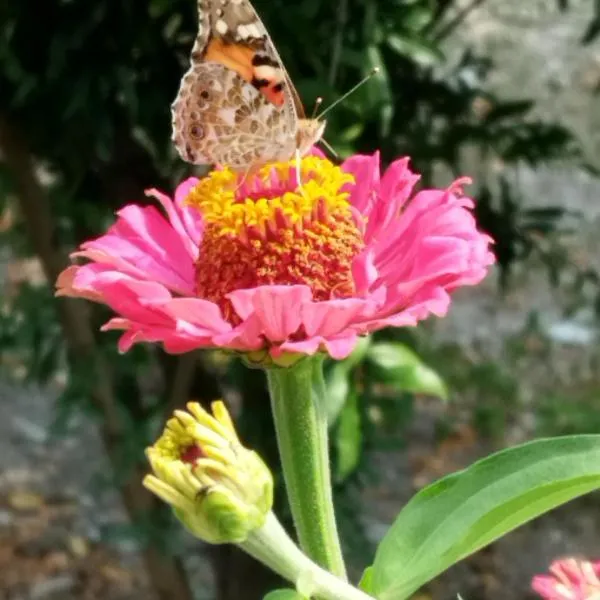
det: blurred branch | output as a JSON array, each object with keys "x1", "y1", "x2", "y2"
[
  {"x1": 432, "y1": 0, "x2": 486, "y2": 42},
  {"x1": 0, "y1": 116, "x2": 119, "y2": 426},
  {"x1": 328, "y1": 0, "x2": 349, "y2": 86},
  {"x1": 0, "y1": 113, "x2": 194, "y2": 600},
  {"x1": 165, "y1": 352, "x2": 200, "y2": 416},
  {"x1": 432, "y1": 0, "x2": 456, "y2": 22}
]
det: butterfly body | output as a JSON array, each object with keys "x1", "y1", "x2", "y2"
[{"x1": 171, "y1": 0, "x2": 325, "y2": 171}]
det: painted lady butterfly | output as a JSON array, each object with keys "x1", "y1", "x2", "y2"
[{"x1": 171, "y1": 0, "x2": 326, "y2": 171}]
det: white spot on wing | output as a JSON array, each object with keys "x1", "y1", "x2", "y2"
[
  {"x1": 218, "y1": 107, "x2": 237, "y2": 126},
  {"x1": 257, "y1": 104, "x2": 275, "y2": 121},
  {"x1": 254, "y1": 65, "x2": 278, "y2": 80},
  {"x1": 215, "y1": 19, "x2": 228, "y2": 35},
  {"x1": 246, "y1": 23, "x2": 262, "y2": 38},
  {"x1": 241, "y1": 85, "x2": 255, "y2": 102},
  {"x1": 209, "y1": 79, "x2": 224, "y2": 92}
]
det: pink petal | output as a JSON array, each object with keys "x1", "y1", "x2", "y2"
[
  {"x1": 147, "y1": 178, "x2": 202, "y2": 254},
  {"x1": 228, "y1": 285, "x2": 313, "y2": 341},
  {"x1": 56, "y1": 265, "x2": 106, "y2": 302},
  {"x1": 532, "y1": 559, "x2": 600, "y2": 600},
  {"x1": 351, "y1": 249, "x2": 379, "y2": 293},
  {"x1": 301, "y1": 298, "x2": 378, "y2": 337},
  {"x1": 161, "y1": 298, "x2": 231, "y2": 335},
  {"x1": 308, "y1": 146, "x2": 326, "y2": 159},
  {"x1": 55, "y1": 158, "x2": 494, "y2": 359},
  {"x1": 212, "y1": 318, "x2": 265, "y2": 352},
  {"x1": 78, "y1": 203, "x2": 196, "y2": 294},
  {"x1": 342, "y1": 152, "x2": 381, "y2": 216},
  {"x1": 368, "y1": 156, "x2": 420, "y2": 240},
  {"x1": 278, "y1": 333, "x2": 359, "y2": 360}
]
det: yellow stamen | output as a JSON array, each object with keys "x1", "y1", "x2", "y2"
[{"x1": 186, "y1": 156, "x2": 365, "y2": 323}]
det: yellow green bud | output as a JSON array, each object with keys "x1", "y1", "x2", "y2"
[{"x1": 143, "y1": 400, "x2": 273, "y2": 544}]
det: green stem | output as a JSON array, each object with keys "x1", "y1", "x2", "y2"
[
  {"x1": 240, "y1": 512, "x2": 372, "y2": 600},
  {"x1": 266, "y1": 356, "x2": 347, "y2": 579}
]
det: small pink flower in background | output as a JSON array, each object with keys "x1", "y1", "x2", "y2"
[
  {"x1": 56, "y1": 153, "x2": 494, "y2": 363},
  {"x1": 532, "y1": 558, "x2": 600, "y2": 599}
]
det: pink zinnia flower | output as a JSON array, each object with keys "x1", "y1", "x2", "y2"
[
  {"x1": 532, "y1": 558, "x2": 600, "y2": 599},
  {"x1": 56, "y1": 153, "x2": 494, "y2": 364}
]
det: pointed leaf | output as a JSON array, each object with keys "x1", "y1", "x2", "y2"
[
  {"x1": 325, "y1": 362, "x2": 352, "y2": 426},
  {"x1": 359, "y1": 566, "x2": 374, "y2": 593},
  {"x1": 325, "y1": 337, "x2": 371, "y2": 425},
  {"x1": 334, "y1": 390, "x2": 362, "y2": 482},
  {"x1": 386, "y1": 35, "x2": 443, "y2": 66},
  {"x1": 369, "y1": 435, "x2": 600, "y2": 599},
  {"x1": 366, "y1": 342, "x2": 448, "y2": 400}
]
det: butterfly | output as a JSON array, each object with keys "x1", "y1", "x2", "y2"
[{"x1": 171, "y1": 0, "x2": 326, "y2": 172}]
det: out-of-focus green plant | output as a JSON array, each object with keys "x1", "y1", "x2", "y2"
[
  {"x1": 326, "y1": 337, "x2": 448, "y2": 485},
  {"x1": 538, "y1": 390, "x2": 600, "y2": 436}
]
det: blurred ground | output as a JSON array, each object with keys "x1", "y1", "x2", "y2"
[{"x1": 0, "y1": 381, "x2": 153, "y2": 600}]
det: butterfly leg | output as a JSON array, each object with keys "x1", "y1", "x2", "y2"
[
  {"x1": 295, "y1": 148, "x2": 308, "y2": 197},
  {"x1": 235, "y1": 168, "x2": 250, "y2": 192},
  {"x1": 235, "y1": 164, "x2": 261, "y2": 194}
]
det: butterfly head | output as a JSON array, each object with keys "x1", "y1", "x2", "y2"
[{"x1": 296, "y1": 118, "x2": 327, "y2": 156}]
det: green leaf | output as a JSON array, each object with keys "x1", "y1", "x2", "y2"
[
  {"x1": 263, "y1": 590, "x2": 305, "y2": 600},
  {"x1": 369, "y1": 435, "x2": 600, "y2": 600},
  {"x1": 334, "y1": 390, "x2": 362, "y2": 482},
  {"x1": 366, "y1": 342, "x2": 448, "y2": 400},
  {"x1": 339, "y1": 122, "x2": 365, "y2": 142},
  {"x1": 385, "y1": 35, "x2": 442, "y2": 66},
  {"x1": 401, "y1": 6, "x2": 434, "y2": 32},
  {"x1": 359, "y1": 566, "x2": 374, "y2": 593},
  {"x1": 366, "y1": 45, "x2": 393, "y2": 136},
  {"x1": 324, "y1": 337, "x2": 371, "y2": 425},
  {"x1": 325, "y1": 362, "x2": 352, "y2": 426}
]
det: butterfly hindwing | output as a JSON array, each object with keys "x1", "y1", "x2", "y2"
[{"x1": 172, "y1": 62, "x2": 297, "y2": 169}]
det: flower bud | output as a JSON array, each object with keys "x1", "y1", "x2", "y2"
[{"x1": 143, "y1": 400, "x2": 273, "y2": 544}]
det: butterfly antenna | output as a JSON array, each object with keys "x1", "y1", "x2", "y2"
[
  {"x1": 311, "y1": 97, "x2": 323, "y2": 119},
  {"x1": 317, "y1": 67, "x2": 380, "y2": 120},
  {"x1": 319, "y1": 138, "x2": 339, "y2": 159}
]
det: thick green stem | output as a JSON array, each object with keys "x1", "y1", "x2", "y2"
[
  {"x1": 240, "y1": 512, "x2": 372, "y2": 600},
  {"x1": 266, "y1": 357, "x2": 347, "y2": 579}
]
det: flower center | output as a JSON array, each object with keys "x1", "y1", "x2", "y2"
[
  {"x1": 186, "y1": 157, "x2": 365, "y2": 321},
  {"x1": 180, "y1": 444, "x2": 204, "y2": 465}
]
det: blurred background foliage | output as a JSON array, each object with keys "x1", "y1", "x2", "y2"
[{"x1": 1, "y1": 0, "x2": 600, "y2": 599}]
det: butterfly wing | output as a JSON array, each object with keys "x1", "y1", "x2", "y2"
[
  {"x1": 201, "y1": 0, "x2": 302, "y2": 118},
  {"x1": 172, "y1": 62, "x2": 298, "y2": 169},
  {"x1": 172, "y1": 0, "x2": 304, "y2": 168}
]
